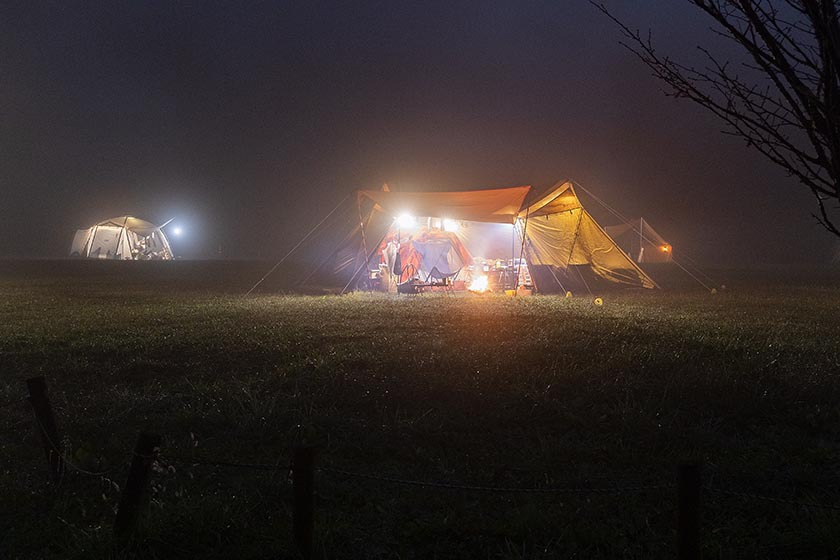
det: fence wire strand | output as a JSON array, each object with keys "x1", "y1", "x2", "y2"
[
  {"x1": 319, "y1": 466, "x2": 675, "y2": 494},
  {"x1": 32, "y1": 413, "x2": 119, "y2": 477},
  {"x1": 706, "y1": 486, "x2": 840, "y2": 511},
  {"x1": 165, "y1": 454, "x2": 290, "y2": 472}
]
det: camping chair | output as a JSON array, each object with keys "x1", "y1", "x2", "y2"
[{"x1": 424, "y1": 266, "x2": 462, "y2": 294}]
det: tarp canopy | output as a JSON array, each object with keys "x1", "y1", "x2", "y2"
[{"x1": 358, "y1": 186, "x2": 531, "y2": 224}]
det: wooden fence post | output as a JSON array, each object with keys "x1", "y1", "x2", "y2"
[
  {"x1": 292, "y1": 445, "x2": 316, "y2": 560},
  {"x1": 678, "y1": 462, "x2": 702, "y2": 560},
  {"x1": 114, "y1": 432, "x2": 161, "y2": 538},
  {"x1": 26, "y1": 376, "x2": 65, "y2": 480}
]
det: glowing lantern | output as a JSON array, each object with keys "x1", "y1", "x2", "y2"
[
  {"x1": 594, "y1": 297, "x2": 604, "y2": 306},
  {"x1": 443, "y1": 219, "x2": 460, "y2": 233},
  {"x1": 468, "y1": 275, "x2": 489, "y2": 293},
  {"x1": 660, "y1": 244, "x2": 671, "y2": 253},
  {"x1": 396, "y1": 213, "x2": 416, "y2": 229}
]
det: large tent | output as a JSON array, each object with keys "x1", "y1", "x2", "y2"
[
  {"x1": 253, "y1": 181, "x2": 657, "y2": 293},
  {"x1": 70, "y1": 216, "x2": 174, "y2": 260}
]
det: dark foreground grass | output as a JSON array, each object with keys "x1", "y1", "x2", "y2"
[{"x1": 1, "y1": 261, "x2": 839, "y2": 559}]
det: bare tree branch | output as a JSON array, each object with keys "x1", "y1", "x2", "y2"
[{"x1": 593, "y1": 0, "x2": 840, "y2": 237}]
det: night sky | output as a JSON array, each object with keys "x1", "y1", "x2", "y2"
[{"x1": 2, "y1": 1, "x2": 836, "y2": 265}]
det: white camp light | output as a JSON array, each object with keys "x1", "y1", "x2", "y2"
[
  {"x1": 173, "y1": 227, "x2": 183, "y2": 236},
  {"x1": 443, "y1": 219, "x2": 460, "y2": 233},
  {"x1": 396, "y1": 213, "x2": 416, "y2": 229}
]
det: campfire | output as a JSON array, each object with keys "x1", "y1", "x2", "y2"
[{"x1": 468, "y1": 274, "x2": 488, "y2": 293}]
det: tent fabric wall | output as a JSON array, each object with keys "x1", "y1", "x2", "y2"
[
  {"x1": 70, "y1": 229, "x2": 93, "y2": 256},
  {"x1": 520, "y1": 183, "x2": 657, "y2": 289},
  {"x1": 524, "y1": 209, "x2": 656, "y2": 289},
  {"x1": 604, "y1": 218, "x2": 672, "y2": 264}
]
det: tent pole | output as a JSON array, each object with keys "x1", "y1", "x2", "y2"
[
  {"x1": 515, "y1": 210, "x2": 529, "y2": 289},
  {"x1": 341, "y1": 228, "x2": 390, "y2": 295},
  {"x1": 357, "y1": 197, "x2": 370, "y2": 286},
  {"x1": 511, "y1": 222, "x2": 515, "y2": 289},
  {"x1": 115, "y1": 216, "x2": 129, "y2": 260},
  {"x1": 523, "y1": 238, "x2": 539, "y2": 294},
  {"x1": 639, "y1": 217, "x2": 644, "y2": 263},
  {"x1": 566, "y1": 209, "x2": 584, "y2": 269}
]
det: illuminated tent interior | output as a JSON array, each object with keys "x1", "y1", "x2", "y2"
[
  {"x1": 604, "y1": 218, "x2": 672, "y2": 264},
  {"x1": 70, "y1": 216, "x2": 174, "y2": 260},
  {"x1": 254, "y1": 181, "x2": 658, "y2": 294}
]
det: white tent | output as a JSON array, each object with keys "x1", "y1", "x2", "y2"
[{"x1": 70, "y1": 216, "x2": 174, "y2": 260}]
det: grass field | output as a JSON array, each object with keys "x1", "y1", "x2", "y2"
[{"x1": 2, "y1": 260, "x2": 840, "y2": 559}]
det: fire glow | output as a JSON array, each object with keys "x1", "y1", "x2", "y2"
[{"x1": 468, "y1": 274, "x2": 488, "y2": 293}]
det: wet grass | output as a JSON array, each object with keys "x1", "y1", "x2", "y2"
[{"x1": 1, "y1": 261, "x2": 839, "y2": 558}]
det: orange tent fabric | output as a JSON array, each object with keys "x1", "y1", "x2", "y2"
[{"x1": 358, "y1": 186, "x2": 531, "y2": 224}]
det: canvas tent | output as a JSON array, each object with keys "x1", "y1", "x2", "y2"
[
  {"x1": 70, "y1": 216, "x2": 174, "y2": 260},
  {"x1": 604, "y1": 218, "x2": 672, "y2": 264},
  {"x1": 251, "y1": 181, "x2": 657, "y2": 293}
]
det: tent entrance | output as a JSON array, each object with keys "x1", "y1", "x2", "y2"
[{"x1": 368, "y1": 218, "x2": 533, "y2": 293}]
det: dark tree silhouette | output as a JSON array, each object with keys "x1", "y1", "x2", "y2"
[{"x1": 594, "y1": 1, "x2": 840, "y2": 236}]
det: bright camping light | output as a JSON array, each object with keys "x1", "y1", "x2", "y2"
[
  {"x1": 660, "y1": 244, "x2": 671, "y2": 252},
  {"x1": 396, "y1": 213, "x2": 416, "y2": 229},
  {"x1": 172, "y1": 227, "x2": 183, "y2": 237},
  {"x1": 468, "y1": 274, "x2": 488, "y2": 293},
  {"x1": 443, "y1": 219, "x2": 460, "y2": 233}
]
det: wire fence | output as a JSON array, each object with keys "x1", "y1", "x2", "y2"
[
  {"x1": 12, "y1": 375, "x2": 840, "y2": 558},
  {"x1": 26, "y1": 400, "x2": 840, "y2": 509}
]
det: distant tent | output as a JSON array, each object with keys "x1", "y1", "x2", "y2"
[
  {"x1": 70, "y1": 216, "x2": 173, "y2": 260},
  {"x1": 250, "y1": 181, "x2": 658, "y2": 293},
  {"x1": 604, "y1": 218, "x2": 672, "y2": 264}
]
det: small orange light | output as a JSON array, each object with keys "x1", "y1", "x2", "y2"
[{"x1": 660, "y1": 245, "x2": 671, "y2": 252}]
